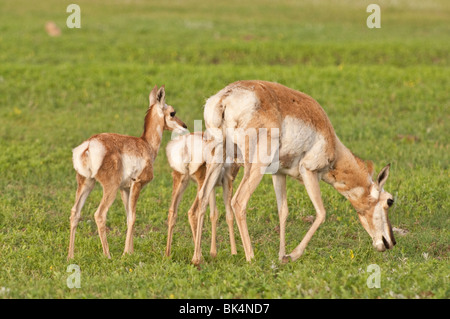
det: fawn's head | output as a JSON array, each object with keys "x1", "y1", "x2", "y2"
[
  {"x1": 357, "y1": 164, "x2": 396, "y2": 252},
  {"x1": 148, "y1": 85, "x2": 188, "y2": 135}
]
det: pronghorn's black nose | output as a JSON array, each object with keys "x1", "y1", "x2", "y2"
[
  {"x1": 382, "y1": 236, "x2": 390, "y2": 249},
  {"x1": 382, "y1": 236, "x2": 396, "y2": 249}
]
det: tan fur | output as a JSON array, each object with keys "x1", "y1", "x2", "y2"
[{"x1": 68, "y1": 85, "x2": 187, "y2": 259}]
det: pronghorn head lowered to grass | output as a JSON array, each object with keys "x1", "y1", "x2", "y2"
[
  {"x1": 68, "y1": 85, "x2": 188, "y2": 259},
  {"x1": 190, "y1": 80, "x2": 396, "y2": 265},
  {"x1": 324, "y1": 156, "x2": 396, "y2": 253}
]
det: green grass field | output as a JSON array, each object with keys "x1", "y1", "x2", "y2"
[{"x1": 0, "y1": 0, "x2": 448, "y2": 299}]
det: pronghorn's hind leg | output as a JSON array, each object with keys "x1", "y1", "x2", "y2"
[
  {"x1": 165, "y1": 170, "x2": 190, "y2": 257},
  {"x1": 231, "y1": 162, "x2": 267, "y2": 262},
  {"x1": 282, "y1": 166, "x2": 326, "y2": 263},
  {"x1": 223, "y1": 165, "x2": 239, "y2": 255},
  {"x1": 68, "y1": 173, "x2": 96, "y2": 260},
  {"x1": 208, "y1": 190, "x2": 219, "y2": 257}
]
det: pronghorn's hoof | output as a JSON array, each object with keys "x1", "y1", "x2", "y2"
[
  {"x1": 191, "y1": 257, "x2": 202, "y2": 266},
  {"x1": 281, "y1": 255, "x2": 292, "y2": 264},
  {"x1": 210, "y1": 251, "x2": 217, "y2": 258}
]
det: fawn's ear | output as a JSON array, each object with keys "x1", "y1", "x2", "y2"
[
  {"x1": 156, "y1": 85, "x2": 166, "y2": 108},
  {"x1": 375, "y1": 164, "x2": 390, "y2": 191},
  {"x1": 149, "y1": 85, "x2": 158, "y2": 106}
]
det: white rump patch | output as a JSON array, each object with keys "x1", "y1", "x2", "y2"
[
  {"x1": 72, "y1": 139, "x2": 106, "y2": 178},
  {"x1": 204, "y1": 89, "x2": 226, "y2": 130},
  {"x1": 222, "y1": 89, "x2": 259, "y2": 129},
  {"x1": 204, "y1": 86, "x2": 259, "y2": 130},
  {"x1": 72, "y1": 141, "x2": 90, "y2": 177}
]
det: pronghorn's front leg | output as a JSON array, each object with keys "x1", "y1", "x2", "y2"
[
  {"x1": 123, "y1": 181, "x2": 143, "y2": 255},
  {"x1": 120, "y1": 188, "x2": 131, "y2": 254},
  {"x1": 272, "y1": 173, "x2": 288, "y2": 260},
  {"x1": 282, "y1": 166, "x2": 326, "y2": 263}
]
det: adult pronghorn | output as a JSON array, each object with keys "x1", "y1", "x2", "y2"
[
  {"x1": 165, "y1": 131, "x2": 240, "y2": 258},
  {"x1": 68, "y1": 85, "x2": 188, "y2": 259},
  {"x1": 191, "y1": 80, "x2": 396, "y2": 265}
]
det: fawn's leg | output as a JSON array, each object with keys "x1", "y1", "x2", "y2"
[
  {"x1": 94, "y1": 183, "x2": 119, "y2": 258},
  {"x1": 68, "y1": 174, "x2": 95, "y2": 260},
  {"x1": 208, "y1": 190, "x2": 219, "y2": 257},
  {"x1": 223, "y1": 166, "x2": 237, "y2": 255},
  {"x1": 165, "y1": 171, "x2": 190, "y2": 257}
]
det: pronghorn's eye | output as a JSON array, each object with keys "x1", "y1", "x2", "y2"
[
  {"x1": 387, "y1": 199, "x2": 394, "y2": 207},
  {"x1": 170, "y1": 111, "x2": 176, "y2": 117}
]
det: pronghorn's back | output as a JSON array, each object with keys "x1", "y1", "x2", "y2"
[
  {"x1": 72, "y1": 133, "x2": 154, "y2": 188},
  {"x1": 203, "y1": 80, "x2": 337, "y2": 174}
]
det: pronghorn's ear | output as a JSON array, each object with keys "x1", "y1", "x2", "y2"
[
  {"x1": 375, "y1": 163, "x2": 390, "y2": 191},
  {"x1": 156, "y1": 85, "x2": 166, "y2": 108},
  {"x1": 149, "y1": 85, "x2": 158, "y2": 106}
]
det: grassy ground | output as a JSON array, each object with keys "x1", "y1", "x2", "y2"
[{"x1": 0, "y1": 0, "x2": 448, "y2": 298}]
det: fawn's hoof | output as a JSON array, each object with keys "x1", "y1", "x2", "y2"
[
  {"x1": 191, "y1": 257, "x2": 202, "y2": 266},
  {"x1": 281, "y1": 255, "x2": 292, "y2": 264}
]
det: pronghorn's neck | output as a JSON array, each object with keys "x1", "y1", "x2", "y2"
[
  {"x1": 323, "y1": 138, "x2": 374, "y2": 212},
  {"x1": 141, "y1": 108, "x2": 164, "y2": 161}
]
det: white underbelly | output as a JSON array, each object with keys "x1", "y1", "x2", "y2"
[{"x1": 276, "y1": 116, "x2": 327, "y2": 177}]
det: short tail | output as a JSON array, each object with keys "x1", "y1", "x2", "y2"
[{"x1": 72, "y1": 139, "x2": 106, "y2": 178}]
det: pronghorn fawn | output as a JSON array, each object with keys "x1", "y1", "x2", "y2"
[
  {"x1": 165, "y1": 131, "x2": 240, "y2": 258},
  {"x1": 68, "y1": 85, "x2": 188, "y2": 259},
  {"x1": 192, "y1": 80, "x2": 395, "y2": 265}
]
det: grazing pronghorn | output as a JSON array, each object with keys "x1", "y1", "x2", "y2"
[
  {"x1": 68, "y1": 85, "x2": 188, "y2": 259},
  {"x1": 165, "y1": 131, "x2": 240, "y2": 258},
  {"x1": 191, "y1": 80, "x2": 396, "y2": 265}
]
